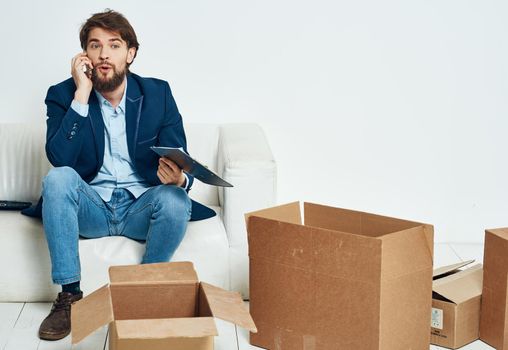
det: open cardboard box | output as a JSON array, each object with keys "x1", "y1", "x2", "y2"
[
  {"x1": 245, "y1": 202, "x2": 434, "y2": 350},
  {"x1": 480, "y1": 228, "x2": 508, "y2": 350},
  {"x1": 431, "y1": 260, "x2": 483, "y2": 349},
  {"x1": 71, "y1": 262, "x2": 257, "y2": 350}
]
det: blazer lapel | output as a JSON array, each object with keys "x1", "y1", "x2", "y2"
[
  {"x1": 87, "y1": 92, "x2": 105, "y2": 173},
  {"x1": 125, "y1": 74, "x2": 144, "y2": 159}
]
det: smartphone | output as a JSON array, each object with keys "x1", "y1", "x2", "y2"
[{"x1": 82, "y1": 63, "x2": 93, "y2": 79}]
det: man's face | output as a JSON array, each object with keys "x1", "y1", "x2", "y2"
[{"x1": 85, "y1": 27, "x2": 136, "y2": 93}]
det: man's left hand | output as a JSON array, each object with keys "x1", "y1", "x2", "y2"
[{"x1": 157, "y1": 157, "x2": 186, "y2": 187}]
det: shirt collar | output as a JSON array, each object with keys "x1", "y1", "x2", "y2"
[{"x1": 94, "y1": 77, "x2": 127, "y2": 114}]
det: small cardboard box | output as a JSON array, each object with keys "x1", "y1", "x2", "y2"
[
  {"x1": 71, "y1": 262, "x2": 257, "y2": 350},
  {"x1": 480, "y1": 228, "x2": 508, "y2": 349},
  {"x1": 245, "y1": 202, "x2": 434, "y2": 350},
  {"x1": 430, "y1": 260, "x2": 483, "y2": 349}
]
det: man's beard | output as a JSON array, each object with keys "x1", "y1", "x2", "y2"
[{"x1": 91, "y1": 63, "x2": 126, "y2": 93}]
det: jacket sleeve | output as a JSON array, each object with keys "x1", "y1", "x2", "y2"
[
  {"x1": 44, "y1": 85, "x2": 88, "y2": 167},
  {"x1": 157, "y1": 81, "x2": 195, "y2": 191}
]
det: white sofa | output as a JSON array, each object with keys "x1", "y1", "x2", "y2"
[{"x1": 0, "y1": 122, "x2": 276, "y2": 302}]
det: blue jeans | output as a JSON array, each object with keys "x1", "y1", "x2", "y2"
[{"x1": 41, "y1": 167, "x2": 192, "y2": 285}]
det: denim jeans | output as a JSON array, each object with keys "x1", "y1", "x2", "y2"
[{"x1": 41, "y1": 166, "x2": 192, "y2": 285}]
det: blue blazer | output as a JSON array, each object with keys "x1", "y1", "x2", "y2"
[{"x1": 22, "y1": 73, "x2": 216, "y2": 221}]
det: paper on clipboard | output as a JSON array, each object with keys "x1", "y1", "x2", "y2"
[{"x1": 151, "y1": 146, "x2": 233, "y2": 187}]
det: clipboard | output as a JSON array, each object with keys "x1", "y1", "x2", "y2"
[{"x1": 151, "y1": 146, "x2": 233, "y2": 187}]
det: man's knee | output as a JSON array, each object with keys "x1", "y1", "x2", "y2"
[
  {"x1": 42, "y1": 167, "x2": 80, "y2": 197},
  {"x1": 153, "y1": 186, "x2": 191, "y2": 219}
]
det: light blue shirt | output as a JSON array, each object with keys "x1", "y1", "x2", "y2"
[{"x1": 70, "y1": 80, "x2": 188, "y2": 202}]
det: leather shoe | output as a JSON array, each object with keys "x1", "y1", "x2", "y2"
[{"x1": 39, "y1": 291, "x2": 83, "y2": 340}]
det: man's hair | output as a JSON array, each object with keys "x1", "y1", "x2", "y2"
[{"x1": 79, "y1": 9, "x2": 139, "y2": 67}]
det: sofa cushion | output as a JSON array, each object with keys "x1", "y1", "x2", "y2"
[{"x1": 0, "y1": 206, "x2": 228, "y2": 302}]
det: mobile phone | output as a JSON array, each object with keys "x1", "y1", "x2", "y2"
[
  {"x1": 0, "y1": 200, "x2": 32, "y2": 210},
  {"x1": 82, "y1": 63, "x2": 93, "y2": 78}
]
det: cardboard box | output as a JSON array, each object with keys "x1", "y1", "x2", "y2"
[
  {"x1": 245, "y1": 202, "x2": 434, "y2": 350},
  {"x1": 430, "y1": 260, "x2": 483, "y2": 349},
  {"x1": 480, "y1": 228, "x2": 508, "y2": 349},
  {"x1": 71, "y1": 262, "x2": 257, "y2": 350}
]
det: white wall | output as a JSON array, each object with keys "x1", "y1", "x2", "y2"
[{"x1": 1, "y1": 0, "x2": 507, "y2": 243}]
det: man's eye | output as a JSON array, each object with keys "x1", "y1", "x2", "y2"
[
  {"x1": 112, "y1": 44, "x2": 120, "y2": 49},
  {"x1": 89, "y1": 43, "x2": 100, "y2": 49}
]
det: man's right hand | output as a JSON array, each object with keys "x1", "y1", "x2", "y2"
[{"x1": 71, "y1": 52, "x2": 93, "y2": 104}]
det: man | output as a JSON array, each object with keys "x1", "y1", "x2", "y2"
[{"x1": 24, "y1": 9, "x2": 215, "y2": 340}]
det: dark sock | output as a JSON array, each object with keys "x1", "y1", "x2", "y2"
[{"x1": 62, "y1": 281, "x2": 81, "y2": 295}]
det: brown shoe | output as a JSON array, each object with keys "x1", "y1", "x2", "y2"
[{"x1": 39, "y1": 291, "x2": 83, "y2": 340}]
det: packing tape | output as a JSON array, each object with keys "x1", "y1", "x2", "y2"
[
  {"x1": 272, "y1": 330, "x2": 316, "y2": 349},
  {"x1": 274, "y1": 331, "x2": 282, "y2": 350},
  {"x1": 303, "y1": 335, "x2": 316, "y2": 350}
]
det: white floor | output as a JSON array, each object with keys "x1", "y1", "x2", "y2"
[{"x1": 0, "y1": 243, "x2": 494, "y2": 350}]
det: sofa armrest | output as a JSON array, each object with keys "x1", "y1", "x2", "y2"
[
  {"x1": 217, "y1": 124, "x2": 276, "y2": 295},
  {"x1": 218, "y1": 123, "x2": 277, "y2": 246}
]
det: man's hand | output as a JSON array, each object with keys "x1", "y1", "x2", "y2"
[
  {"x1": 71, "y1": 52, "x2": 93, "y2": 104},
  {"x1": 157, "y1": 157, "x2": 186, "y2": 187}
]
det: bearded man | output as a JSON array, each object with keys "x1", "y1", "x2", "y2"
[{"x1": 23, "y1": 9, "x2": 215, "y2": 341}]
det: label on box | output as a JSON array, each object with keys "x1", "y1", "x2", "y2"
[{"x1": 431, "y1": 308, "x2": 443, "y2": 330}]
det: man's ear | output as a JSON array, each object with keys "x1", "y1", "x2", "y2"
[{"x1": 127, "y1": 47, "x2": 136, "y2": 64}]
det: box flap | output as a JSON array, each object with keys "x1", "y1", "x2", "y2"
[
  {"x1": 379, "y1": 225, "x2": 434, "y2": 281},
  {"x1": 486, "y1": 227, "x2": 508, "y2": 240},
  {"x1": 200, "y1": 282, "x2": 257, "y2": 332},
  {"x1": 245, "y1": 202, "x2": 301, "y2": 226},
  {"x1": 115, "y1": 317, "x2": 218, "y2": 339},
  {"x1": 303, "y1": 202, "x2": 364, "y2": 234},
  {"x1": 109, "y1": 261, "x2": 198, "y2": 285},
  {"x1": 433, "y1": 260, "x2": 475, "y2": 278},
  {"x1": 483, "y1": 230, "x2": 508, "y2": 288},
  {"x1": 248, "y1": 211, "x2": 383, "y2": 282},
  {"x1": 303, "y1": 202, "x2": 430, "y2": 239},
  {"x1": 432, "y1": 264, "x2": 483, "y2": 304},
  {"x1": 71, "y1": 284, "x2": 114, "y2": 344},
  {"x1": 247, "y1": 215, "x2": 316, "y2": 271}
]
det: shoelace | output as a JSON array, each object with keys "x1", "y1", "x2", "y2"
[{"x1": 51, "y1": 294, "x2": 75, "y2": 312}]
